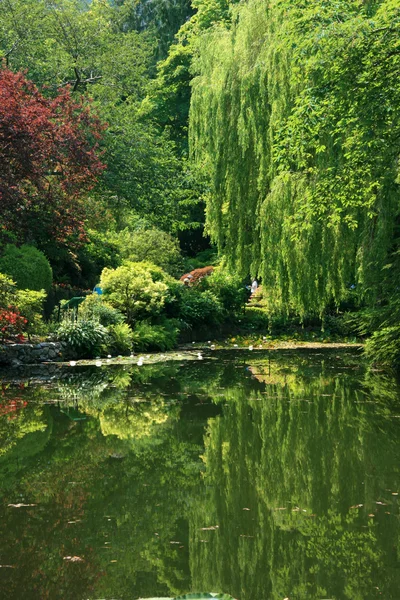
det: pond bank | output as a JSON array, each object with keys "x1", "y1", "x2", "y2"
[{"x1": 0, "y1": 340, "x2": 363, "y2": 372}]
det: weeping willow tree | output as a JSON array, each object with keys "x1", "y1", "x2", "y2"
[{"x1": 190, "y1": 0, "x2": 400, "y2": 321}]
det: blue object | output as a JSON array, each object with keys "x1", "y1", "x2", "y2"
[{"x1": 93, "y1": 285, "x2": 103, "y2": 295}]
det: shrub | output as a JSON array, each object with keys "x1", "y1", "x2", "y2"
[
  {"x1": 199, "y1": 268, "x2": 248, "y2": 316},
  {"x1": 132, "y1": 321, "x2": 178, "y2": 352},
  {"x1": 179, "y1": 289, "x2": 223, "y2": 327},
  {"x1": 111, "y1": 227, "x2": 183, "y2": 277},
  {"x1": 0, "y1": 274, "x2": 46, "y2": 338},
  {"x1": 16, "y1": 289, "x2": 47, "y2": 337},
  {"x1": 242, "y1": 306, "x2": 270, "y2": 331},
  {"x1": 57, "y1": 319, "x2": 108, "y2": 358},
  {"x1": 0, "y1": 307, "x2": 27, "y2": 341},
  {"x1": 79, "y1": 295, "x2": 125, "y2": 326},
  {"x1": 107, "y1": 323, "x2": 134, "y2": 355},
  {"x1": 0, "y1": 273, "x2": 17, "y2": 308},
  {"x1": 100, "y1": 261, "x2": 178, "y2": 325},
  {"x1": 0, "y1": 245, "x2": 52, "y2": 291}
]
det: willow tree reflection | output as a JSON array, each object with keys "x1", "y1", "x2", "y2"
[{"x1": 191, "y1": 354, "x2": 400, "y2": 600}]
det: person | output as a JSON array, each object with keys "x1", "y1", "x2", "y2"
[{"x1": 251, "y1": 279, "x2": 258, "y2": 294}]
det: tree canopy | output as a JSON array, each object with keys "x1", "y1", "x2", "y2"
[{"x1": 190, "y1": 0, "x2": 400, "y2": 318}]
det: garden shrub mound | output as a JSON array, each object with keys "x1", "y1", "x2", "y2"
[{"x1": 0, "y1": 244, "x2": 52, "y2": 291}]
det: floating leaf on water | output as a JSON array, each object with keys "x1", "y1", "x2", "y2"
[{"x1": 63, "y1": 556, "x2": 84, "y2": 562}]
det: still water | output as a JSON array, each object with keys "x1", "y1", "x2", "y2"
[{"x1": 0, "y1": 349, "x2": 399, "y2": 600}]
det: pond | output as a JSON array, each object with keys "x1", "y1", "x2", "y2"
[{"x1": 0, "y1": 348, "x2": 399, "y2": 600}]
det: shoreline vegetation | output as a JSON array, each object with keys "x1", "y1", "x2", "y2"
[{"x1": 1, "y1": 0, "x2": 400, "y2": 375}]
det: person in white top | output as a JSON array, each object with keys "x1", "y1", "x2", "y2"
[{"x1": 251, "y1": 279, "x2": 258, "y2": 294}]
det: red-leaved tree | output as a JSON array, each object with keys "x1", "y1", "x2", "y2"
[{"x1": 0, "y1": 68, "x2": 106, "y2": 250}]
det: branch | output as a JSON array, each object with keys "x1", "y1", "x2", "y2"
[
  {"x1": 58, "y1": 69, "x2": 102, "y2": 91},
  {"x1": 4, "y1": 40, "x2": 20, "y2": 62}
]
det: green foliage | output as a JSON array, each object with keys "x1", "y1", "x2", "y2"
[
  {"x1": 107, "y1": 322, "x2": 134, "y2": 355},
  {"x1": 199, "y1": 268, "x2": 247, "y2": 316},
  {"x1": 132, "y1": 320, "x2": 178, "y2": 351},
  {"x1": 183, "y1": 248, "x2": 219, "y2": 271},
  {"x1": 190, "y1": 0, "x2": 400, "y2": 319},
  {"x1": 0, "y1": 273, "x2": 46, "y2": 336},
  {"x1": 241, "y1": 307, "x2": 270, "y2": 332},
  {"x1": 16, "y1": 289, "x2": 47, "y2": 337},
  {"x1": 0, "y1": 273, "x2": 17, "y2": 308},
  {"x1": 57, "y1": 319, "x2": 108, "y2": 358},
  {"x1": 179, "y1": 289, "x2": 223, "y2": 327},
  {"x1": 80, "y1": 295, "x2": 125, "y2": 327},
  {"x1": 0, "y1": 245, "x2": 52, "y2": 291},
  {"x1": 78, "y1": 229, "x2": 122, "y2": 289},
  {"x1": 111, "y1": 228, "x2": 184, "y2": 277},
  {"x1": 365, "y1": 326, "x2": 400, "y2": 373},
  {"x1": 100, "y1": 262, "x2": 178, "y2": 325}
]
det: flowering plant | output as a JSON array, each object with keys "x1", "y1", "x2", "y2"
[{"x1": 0, "y1": 306, "x2": 27, "y2": 341}]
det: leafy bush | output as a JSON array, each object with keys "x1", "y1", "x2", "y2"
[
  {"x1": 79, "y1": 294, "x2": 125, "y2": 326},
  {"x1": 100, "y1": 261, "x2": 178, "y2": 325},
  {"x1": 16, "y1": 289, "x2": 47, "y2": 337},
  {"x1": 0, "y1": 273, "x2": 46, "y2": 337},
  {"x1": 57, "y1": 320, "x2": 108, "y2": 358},
  {"x1": 242, "y1": 306, "x2": 270, "y2": 331},
  {"x1": 179, "y1": 289, "x2": 223, "y2": 327},
  {"x1": 132, "y1": 321, "x2": 178, "y2": 351},
  {"x1": 183, "y1": 247, "x2": 219, "y2": 271},
  {"x1": 0, "y1": 273, "x2": 17, "y2": 308},
  {"x1": 0, "y1": 307, "x2": 27, "y2": 341},
  {"x1": 107, "y1": 323, "x2": 134, "y2": 355},
  {"x1": 111, "y1": 227, "x2": 183, "y2": 277},
  {"x1": 199, "y1": 268, "x2": 248, "y2": 316},
  {"x1": 0, "y1": 245, "x2": 52, "y2": 291}
]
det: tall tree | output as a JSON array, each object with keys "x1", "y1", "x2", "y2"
[
  {"x1": 0, "y1": 68, "x2": 105, "y2": 250},
  {"x1": 190, "y1": 0, "x2": 400, "y2": 318}
]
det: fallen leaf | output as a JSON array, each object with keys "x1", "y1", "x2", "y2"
[
  {"x1": 349, "y1": 504, "x2": 363, "y2": 509},
  {"x1": 242, "y1": 508, "x2": 250, "y2": 511},
  {"x1": 8, "y1": 503, "x2": 36, "y2": 508},
  {"x1": 200, "y1": 525, "x2": 219, "y2": 531}
]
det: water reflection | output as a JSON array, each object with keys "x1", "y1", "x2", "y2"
[{"x1": 0, "y1": 350, "x2": 399, "y2": 599}]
